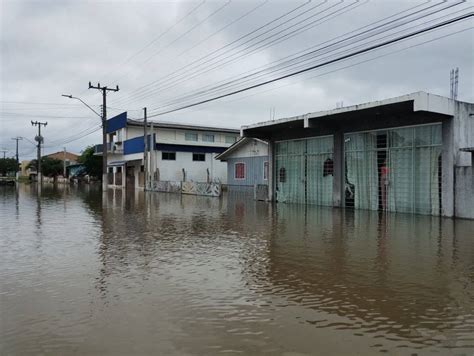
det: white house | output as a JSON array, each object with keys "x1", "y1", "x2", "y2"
[{"x1": 97, "y1": 112, "x2": 240, "y2": 190}]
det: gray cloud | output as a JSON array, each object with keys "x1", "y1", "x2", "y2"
[{"x1": 1, "y1": 0, "x2": 472, "y2": 159}]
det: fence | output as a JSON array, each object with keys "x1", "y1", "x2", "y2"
[{"x1": 148, "y1": 180, "x2": 221, "y2": 197}]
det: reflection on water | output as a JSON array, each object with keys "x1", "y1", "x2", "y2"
[{"x1": 1, "y1": 184, "x2": 473, "y2": 355}]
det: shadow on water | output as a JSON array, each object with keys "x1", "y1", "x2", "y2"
[{"x1": 1, "y1": 184, "x2": 473, "y2": 355}]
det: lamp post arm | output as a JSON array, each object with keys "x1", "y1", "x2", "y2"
[{"x1": 62, "y1": 94, "x2": 102, "y2": 118}]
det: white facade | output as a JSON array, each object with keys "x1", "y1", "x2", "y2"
[{"x1": 104, "y1": 119, "x2": 240, "y2": 189}]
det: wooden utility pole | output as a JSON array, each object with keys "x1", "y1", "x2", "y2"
[
  {"x1": 143, "y1": 107, "x2": 148, "y2": 190},
  {"x1": 63, "y1": 147, "x2": 67, "y2": 177},
  {"x1": 88, "y1": 82, "x2": 119, "y2": 191},
  {"x1": 31, "y1": 121, "x2": 47, "y2": 184}
]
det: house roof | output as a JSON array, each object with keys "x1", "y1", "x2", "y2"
[
  {"x1": 44, "y1": 151, "x2": 79, "y2": 161},
  {"x1": 215, "y1": 137, "x2": 268, "y2": 161},
  {"x1": 242, "y1": 91, "x2": 466, "y2": 138},
  {"x1": 127, "y1": 119, "x2": 240, "y2": 134}
]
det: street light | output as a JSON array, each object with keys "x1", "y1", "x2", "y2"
[
  {"x1": 61, "y1": 94, "x2": 107, "y2": 190},
  {"x1": 61, "y1": 94, "x2": 101, "y2": 118}
]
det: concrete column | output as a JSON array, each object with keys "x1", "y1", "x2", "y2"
[
  {"x1": 441, "y1": 118, "x2": 454, "y2": 217},
  {"x1": 122, "y1": 166, "x2": 126, "y2": 189},
  {"x1": 268, "y1": 140, "x2": 274, "y2": 201},
  {"x1": 333, "y1": 131, "x2": 344, "y2": 208}
]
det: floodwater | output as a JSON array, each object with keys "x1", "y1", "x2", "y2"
[{"x1": 1, "y1": 184, "x2": 473, "y2": 356}]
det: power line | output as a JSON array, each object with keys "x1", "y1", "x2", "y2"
[
  {"x1": 168, "y1": 27, "x2": 472, "y2": 118},
  {"x1": 110, "y1": 0, "x2": 313, "y2": 105},
  {"x1": 146, "y1": 12, "x2": 473, "y2": 118},
  {"x1": 115, "y1": 0, "x2": 348, "y2": 106},
  {"x1": 76, "y1": 0, "x2": 207, "y2": 96},
  {"x1": 113, "y1": 0, "x2": 233, "y2": 85},
  {"x1": 148, "y1": 5, "x2": 470, "y2": 112},
  {"x1": 114, "y1": 0, "x2": 458, "y2": 108}
]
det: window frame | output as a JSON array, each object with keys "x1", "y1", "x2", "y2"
[
  {"x1": 263, "y1": 161, "x2": 269, "y2": 181},
  {"x1": 225, "y1": 135, "x2": 237, "y2": 144},
  {"x1": 185, "y1": 132, "x2": 198, "y2": 142},
  {"x1": 202, "y1": 134, "x2": 215, "y2": 143},
  {"x1": 234, "y1": 162, "x2": 246, "y2": 180},
  {"x1": 162, "y1": 151, "x2": 176, "y2": 161},
  {"x1": 192, "y1": 153, "x2": 206, "y2": 162}
]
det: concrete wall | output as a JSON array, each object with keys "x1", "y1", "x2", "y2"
[
  {"x1": 226, "y1": 156, "x2": 268, "y2": 186},
  {"x1": 455, "y1": 165, "x2": 474, "y2": 219},
  {"x1": 453, "y1": 101, "x2": 474, "y2": 167},
  {"x1": 118, "y1": 126, "x2": 239, "y2": 149},
  {"x1": 155, "y1": 151, "x2": 227, "y2": 183}
]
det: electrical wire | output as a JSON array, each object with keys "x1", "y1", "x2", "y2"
[
  {"x1": 145, "y1": 12, "x2": 473, "y2": 118},
  {"x1": 113, "y1": 0, "x2": 233, "y2": 84},
  {"x1": 148, "y1": 5, "x2": 470, "y2": 111},
  {"x1": 109, "y1": 0, "x2": 313, "y2": 105},
  {"x1": 116, "y1": 0, "x2": 458, "y2": 108}
]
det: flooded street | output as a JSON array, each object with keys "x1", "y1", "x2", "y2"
[{"x1": 1, "y1": 184, "x2": 473, "y2": 355}]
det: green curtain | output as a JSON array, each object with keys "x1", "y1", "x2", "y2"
[
  {"x1": 387, "y1": 125, "x2": 441, "y2": 215},
  {"x1": 345, "y1": 133, "x2": 379, "y2": 210},
  {"x1": 306, "y1": 136, "x2": 333, "y2": 206}
]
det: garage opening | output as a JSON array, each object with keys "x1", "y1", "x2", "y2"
[{"x1": 344, "y1": 124, "x2": 442, "y2": 215}]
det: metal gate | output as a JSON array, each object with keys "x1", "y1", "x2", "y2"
[
  {"x1": 344, "y1": 124, "x2": 442, "y2": 215},
  {"x1": 275, "y1": 136, "x2": 334, "y2": 206}
]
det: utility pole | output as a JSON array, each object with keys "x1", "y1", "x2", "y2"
[
  {"x1": 0, "y1": 149, "x2": 7, "y2": 159},
  {"x1": 11, "y1": 137, "x2": 23, "y2": 178},
  {"x1": 31, "y1": 121, "x2": 47, "y2": 184},
  {"x1": 88, "y1": 82, "x2": 119, "y2": 191},
  {"x1": 63, "y1": 147, "x2": 67, "y2": 177},
  {"x1": 11, "y1": 137, "x2": 22, "y2": 164},
  {"x1": 143, "y1": 107, "x2": 148, "y2": 190}
]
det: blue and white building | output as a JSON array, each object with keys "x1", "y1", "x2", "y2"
[{"x1": 98, "y1": 112, "x2": 240, "y2": 189}]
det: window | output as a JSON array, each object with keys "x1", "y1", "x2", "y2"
[
  {"x1": 117, "y1": 167, "x2": 122, "y2": 173},
  {"x1": 140, "y1": 165, "x2": 144, "y2": 172},
  {"x1": 279, "y1": 167, "x2": 286, "y2": 183},
  {"x1": 263, "y1": 161, "x2": 269, "y2": 180},
  {"x1": 235, "y1": 162, "x2": 245, "y2": 179},
  {"x1": 226, "y1": 135, "x2": 237, "y2": 144},
  {"x1": 185, "y1": 132, "x2": 198, "y2": 141},
  {"x1": 162, "y1": 152, "x2": 176, "y2": 160},
  {"x1": 192, "y1": 153, "x2": 205, "y2": 162},
  {"x1": 108, "y1": 167, "x2": 113, "y2": 174},
  {"x1": 202, "y1": 134, "x2": 214, "y2": 142}
]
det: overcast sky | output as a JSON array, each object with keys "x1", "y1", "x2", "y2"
[{"x1": 1, "y1": 0, "x2": 473, "y2": 160}]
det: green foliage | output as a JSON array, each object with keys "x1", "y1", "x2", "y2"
[
  {"x1": 0, "y1": 158, "x2": 19, "y2": 175},
  {"x1": 27, "y1": 157, "x2": 63, "y2": 177},
  {"x1": 78, "y1": 146, "x2": 102, "y2": 179}
]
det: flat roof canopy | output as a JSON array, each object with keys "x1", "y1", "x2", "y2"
[{"x1": 242, "y1": 92, "x2": 456, "y2": 140}]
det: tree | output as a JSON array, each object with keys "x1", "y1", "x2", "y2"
[
  {"x1": 78, "y1": 146, "x2": 102, "y2": 179},
  {"x1": 27, "y1": 157, "x2": 63, "y2": 177},
  {"x1": 0, "y1": 158, "x2": 18, "y2": 176}
]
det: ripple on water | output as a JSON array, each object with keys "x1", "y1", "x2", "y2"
[{"x1": 0, "y1": 185, "x2": 473, "y2": 355}]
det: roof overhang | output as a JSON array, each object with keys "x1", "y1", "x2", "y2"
[
  {"x1": 215, "y1": 137, "x2": 268, "y2": 161},
  {"x1": 242, "y1": 92, "x2": 456, "y2": 139},
  {"x1": 127, "y1": 119, "x2": 240, "y2": 134},
  {"x1": 107, "y1": 160, "x2": 127, "y2": 167}
]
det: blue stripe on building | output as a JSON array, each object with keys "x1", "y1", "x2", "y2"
[
  {"x1": 155, "y1": 143, "x2": 228, "y2": 154},
  {"x1": 123, "y1": 134, "x2": 155, "y2": 155},
  {"x1": 106, "y1": 112, "x2": 127, "y2": 133}
]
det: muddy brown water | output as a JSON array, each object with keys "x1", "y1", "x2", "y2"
[{"x1": 1, "y1": 184, "x2": 473, "y2": 355}]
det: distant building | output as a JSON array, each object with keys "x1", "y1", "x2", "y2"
[
  {"x1": 216, "y1": 138, "x2": 269, "y2": 192},
  {"x1": 242, "y1": 92, "x2": 474, "y2": 219},
  {"x1": 44, "y1": 151, "x2": 79, "y2": 166},
  {"x1": 95, "y1": 113, "x2": 240, "y2": 189}
]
